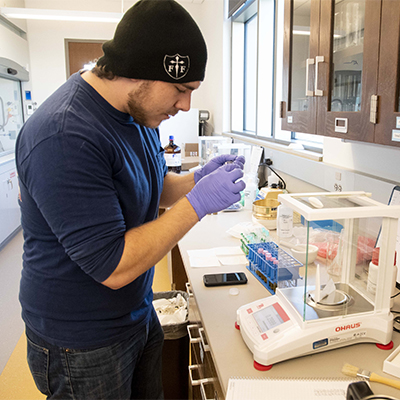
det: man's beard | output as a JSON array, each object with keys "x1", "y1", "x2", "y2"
[{"x1": 127, "y1": 82, "x2": 153, "y2": 127}]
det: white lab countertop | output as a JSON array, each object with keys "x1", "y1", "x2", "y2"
[{"x1": 178, "y1": 209, "x2": 400, "y2": 399}]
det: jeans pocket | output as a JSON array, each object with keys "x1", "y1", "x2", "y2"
[{"x1": 26, "y1": 336, "x2": 52, "y2": 397}]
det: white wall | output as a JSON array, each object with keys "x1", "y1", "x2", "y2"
[
  {"x1": 323, "y1": 137, "x2": 400, "y2": 185},
  {"x1": 22, "y1": 0, "x2": 225, "y2": 134},
  {"x1": 0, "y1": 0, "x2": 29, "y2": 69},
  {"x1": 184, "y1": 0, "x2": 225, "y2": 133},
  {"x1": 159, "y1": 108, "x2": 199, "y2": 150},
  {"x1": 25, "y1": 0, "x2": 120, "y2": 106}
]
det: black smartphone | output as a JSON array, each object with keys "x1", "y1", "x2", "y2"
[{"x1": 203, "y1": 272, "x2": 247, "y2": 287}]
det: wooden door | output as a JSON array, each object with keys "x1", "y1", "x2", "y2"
[
  {"x1": 65, "y1": 40, "x2": 105, "y2": 77},
  {"x1": 375, "y1": 0, "x2": 400, "y2": 148},
  {"x1": 317, "y1": 0, "x2": 381, "y2": 143},
  {"x1": 281, "y1": 0, "x2": 320, "y2": 134}
]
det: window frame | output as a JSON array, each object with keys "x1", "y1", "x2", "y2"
[{"x1": 229, "y1": 0, "x2": 323, "y2": 154}]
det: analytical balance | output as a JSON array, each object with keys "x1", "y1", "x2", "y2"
[{"x1": 236, "y1": 191, "x2": 400, "y2": 370}]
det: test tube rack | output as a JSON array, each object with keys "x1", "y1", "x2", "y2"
[{"x1": 246, "y1": 242, "x2": 303, "y2": 294}]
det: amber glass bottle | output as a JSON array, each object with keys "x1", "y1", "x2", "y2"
[{"x1": 164, "y1": 135, "x2": 181, "y2": 173}]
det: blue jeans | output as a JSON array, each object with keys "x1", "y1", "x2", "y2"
[{"x1": 26, "y1": 308, "x2": 164, "y2": 399}]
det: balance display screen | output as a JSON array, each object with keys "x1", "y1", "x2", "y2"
[{"x1": 253, "y1": 304, "x2": 285, "y2": 332}]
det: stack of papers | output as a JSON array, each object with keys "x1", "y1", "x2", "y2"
[{"x1": 187, "y1": 246, "x2": 248, "y2": 268}]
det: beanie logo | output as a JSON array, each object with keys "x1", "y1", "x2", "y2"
[{"x1": 163, "y1": 54, "x2": 190, "y2": 80}]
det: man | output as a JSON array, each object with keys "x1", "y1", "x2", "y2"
[{"x1": 16, "y1": 0, "x2": 245, "y2": 399}]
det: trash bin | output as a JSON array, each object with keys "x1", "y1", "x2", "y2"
[{"x1": 153, "y1": 291, "x2": 190, "y2": 400}]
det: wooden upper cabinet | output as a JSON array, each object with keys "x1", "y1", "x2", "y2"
[
  {"x1": 318, "y1": 0, "x2": 380, "y2": 143},
  {"x1": 375, "y1": 0, "x2": 400, "y2": 148},
  {"x1": 281, "y1": 0, "x2": 400, "y2": 147}
]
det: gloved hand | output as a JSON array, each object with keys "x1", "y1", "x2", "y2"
[
  {"x1": 194, "y1": 154, "x2": 246, "y2": 183},
  {"x1": 187, "y1": 163, "x2": 246, "y2": 220}
]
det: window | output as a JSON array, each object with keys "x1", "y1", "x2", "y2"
[
  {"x1": 231, "y1": 1, "x2": 256, "y2": 134},
  {"x1": 230, "y1": 0, "x2": 323, "y2": 149},
  {"x1": 244, "y1": 15, "x2": 257, "y2": 132},
  {"x1": 230, "y1": 0, "x2": 276, "y2": 138}
]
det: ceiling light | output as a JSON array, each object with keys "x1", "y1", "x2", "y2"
[{"x1": 0, "y1": 7, "x2": 123, "y2": 23}]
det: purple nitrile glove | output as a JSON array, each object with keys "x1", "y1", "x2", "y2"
[
  {"x1": 232, "y1": 155, "x2": 246, "y2": 171},
  {"x1": 194, "y1": 154, "x2": 246, "y2": 183},
  {"x1": 187, "y1": 163, "x2": 246, "y2": 221}
]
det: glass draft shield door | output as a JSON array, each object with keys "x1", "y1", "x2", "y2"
[
  {"x1": 277, "y1": 192, "x2": 400, "y2": 325},
  {"x1": 281, "y1": 0, "x2": 319, "y2": 134}
]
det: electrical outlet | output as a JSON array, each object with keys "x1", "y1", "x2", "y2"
[{"x1": 334, "y1": 183, "x2": 342, "y2": 192}]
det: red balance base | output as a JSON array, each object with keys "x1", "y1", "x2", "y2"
[
  {"x1": 254, "y1": 361, "x2": 273, "y2": 371},
  {"x1": 376, "y1": 341, "x2": 394, "y2": 350}
]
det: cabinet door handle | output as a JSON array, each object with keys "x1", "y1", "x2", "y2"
[
  {"x1": 199, "y1": 327, "x2": 210, "y2": 352},
  {"x1": 200, "y1": 380, "x2": 218, "y2": 400},
  {"x1": 186, "y1": 282, "x2": 194, "y2": 297},
  {"x1": 189, "y1": 365, "x2": 215, "y2": 387},
  {"x1": 187, "y1": 324, "x2": 201, "y2": 343},
  {"x1": 370, "y1": 95, "x2": 378, "y2": 124},
  {"x1": 305, "y1": 58, "x2": 315, "y2": 96},
  {"x1": 315, "y1": 56, "x2": 324, "y2": 96},
  {"x1": 189, "y1": 365, "x2": 202, "y2": 386}
]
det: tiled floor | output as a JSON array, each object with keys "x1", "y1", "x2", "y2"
[{"x1": 0, "y1": 230, "x2": 171, "y2": 399}]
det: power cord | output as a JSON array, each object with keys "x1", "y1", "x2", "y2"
[
  {"x1": 393, "y1": 315, "x2": 400, "y2": 333},
  {"x1": 258, "y1": 159, "x2": 287, "y2": 190},
  {"x1": 392, "y1": 291, "x2": 400, "y2": 299}
]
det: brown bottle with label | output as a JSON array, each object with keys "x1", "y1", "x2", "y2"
[{"x1": 164, "y1": 135, "x2": 181, "y2": 174}]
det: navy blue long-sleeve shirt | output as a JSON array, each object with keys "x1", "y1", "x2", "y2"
[{"x1": 16, "y1": 72, "x2": 168, "y2": 348}]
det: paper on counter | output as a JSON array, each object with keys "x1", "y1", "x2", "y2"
[
  {"x1": 214, "y1": 246, "x2": 244, "y2": 256},
  {"x1": 219, "y1": 255, "x2": 248, "y2": 265},
  {"x1": 187, "y1": 246, "x2": 246, "y2": 268},
  {"x1": 187, "y1": 249, "x2": 217, "y2": 258},
  {"x1": 189, "y1": 256, "x2": 220, "y2": 268}
]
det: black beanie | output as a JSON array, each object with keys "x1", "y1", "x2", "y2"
[{"x1": 97, "y1": 0, "x2": 208, "y2": 83}]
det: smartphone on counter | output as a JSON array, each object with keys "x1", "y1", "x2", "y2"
[{"x1": 203, "y1": 272, "x2": 247, "y2": 287}]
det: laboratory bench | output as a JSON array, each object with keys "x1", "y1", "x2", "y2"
[{"x1": 173, "y1": 209, "x2": 400, "y2": 400}]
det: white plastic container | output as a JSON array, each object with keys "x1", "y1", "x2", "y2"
[
  {"x1": 244, "y1": 174, "x2": 259, "y2": 210},
  {"x1": 367, "y1": 258, "x2": 378, "y2": 295},
  {"x1": 367, "y1": 247, "x2": 398, "y2": 308},
  {"x1": 277, "y1": 204, "x2": 293, "y2": 238}
]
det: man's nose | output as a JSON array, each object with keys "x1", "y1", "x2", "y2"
[{"x1": 176, "y1": 92, "x2": 191, "y2": 112}]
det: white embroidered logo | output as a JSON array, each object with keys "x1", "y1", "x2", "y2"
[{"x1": 163, "y1": 54, "x2": 190, "y2": 80}]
